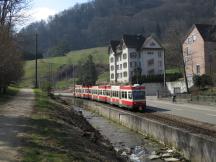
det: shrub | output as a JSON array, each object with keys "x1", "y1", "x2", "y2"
[{"x1": 193, "y1": 74, "x2": 213, "y2": 89}]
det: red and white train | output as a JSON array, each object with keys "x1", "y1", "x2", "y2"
[{"x1": 74, "y1": 84, "x2": 146, "y2": 111}]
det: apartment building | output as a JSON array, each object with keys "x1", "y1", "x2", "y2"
[
  {"x1": 108, "y1": 34, "x2": 165, "y2": 83},
  {"x1": 182, "y1": 24, "x2": 216, "y2": 82}
]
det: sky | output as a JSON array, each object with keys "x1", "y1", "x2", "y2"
[{"x1": 30, "y1": 0, "x2": 89, "y2": 22}]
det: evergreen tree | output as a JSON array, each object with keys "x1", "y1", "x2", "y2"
[{"x1": 77, "y1": 55, "x2": 98, "y2": 86}]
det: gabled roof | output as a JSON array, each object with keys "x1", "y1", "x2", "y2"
[
  {"x1": 110, "y1": 40, "x2": 120, "y2": 52},
  {"x1": 142, "y1": 35, "x2": 163, "y2": 49},
  {"x1": 195, "y1": 24, "x2": 216, "y2": 42},
  {"x1": 184, "y1": 24, "x2": 216, "y2": 43},
  {"x1": 109, "y1": 40, "x2": 120, "y2": 54},
  {"x1": 122, "y1": 34, "x2": 145, "y2": 49}
]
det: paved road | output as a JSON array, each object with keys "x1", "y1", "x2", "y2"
[
  {"x1": 146, "y1": 97, "x2": 216, "y2": 125},
  {"x1": 0, "y1": 89, "x2": 34, "y2": 162}
]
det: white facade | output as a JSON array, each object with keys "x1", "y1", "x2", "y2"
[
  {"x1": 140, "y1": 37, "x2": 165, "y2": 76},
  {"x1": 109, "y1": 36, "x2": 165, "y2": 84}
]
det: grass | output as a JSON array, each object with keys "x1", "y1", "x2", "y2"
[
  {"x1": 166, "y1": 68, "x2": 182, "y2": 74},
  {"x1": 0, "y1": 86, "x2": 19, "y2": 104},
  {"x1": 21, "y1": 47, "x2": 108, "y2": 87},
  {"x1": 54, "y1": 79, "x2": 76, "y2": 89},
  {"x1": 21, "y1": 89, "x2": 73, "y2": 162},
  {"x1": 21, "y1": 89, "x2": 118, "y2": 162}
]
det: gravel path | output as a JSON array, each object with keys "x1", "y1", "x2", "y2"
[{"x1": 0, "y1": 89, "x2": 34, "y2": 162}]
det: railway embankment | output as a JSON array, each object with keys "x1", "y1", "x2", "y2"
[{"x1": 70, "y1": 97, "x2": 216, "y2": 162}]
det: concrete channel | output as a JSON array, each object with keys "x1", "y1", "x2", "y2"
[
  {"x1": 69, "y1": 97, "x2": 216, "y2": 162},
  {"x1": 73, "y1": 106, "x2": 165, "y2": 162}
]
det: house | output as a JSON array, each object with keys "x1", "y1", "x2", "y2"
[
  {"x1": 182, "y1": 24, "x2": 216, "y2": 83},
  {"x1": 108, "y1": 34, "x2": 165, "y2": 83}
]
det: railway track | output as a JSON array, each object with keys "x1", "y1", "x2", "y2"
[
  {"x1": 59, "y1": 95, "x2": 216, "y2": 138},
  {"x1": 138, "y1": 109, "x2": 216, "y2": 138}
]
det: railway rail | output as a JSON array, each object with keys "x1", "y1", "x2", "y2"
[{"x1": 64, "y1": 96, "x2": 216, "y2": 138}]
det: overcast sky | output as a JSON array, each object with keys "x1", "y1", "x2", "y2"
[{"x1": 30, "y1": 0, "x2": 89, "y2": 22}]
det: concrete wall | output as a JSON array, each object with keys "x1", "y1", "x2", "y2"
[
  {"x1": 73, "y1": 98, "x2": 216, "y2": 162},
  {"x1": 141, "y1": 83, "x2": 164, "y2": 96},
  {"x1": 166, "y1": 80, "x2": 194, "y2": 94}
]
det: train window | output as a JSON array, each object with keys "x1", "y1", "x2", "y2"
[
  {"x1": 112, "y1": 91, "x2": 114, "y2": 97},
  {"x1": 121, "y1": 91, "x2": 127, "y2": 99},
  {"x1": 132, "y1": 91, "x2": 145, "y2": 100},
  {"x1": 128, "y1": 92, "x2": 132, "y2": 99},
  {"x1": 106, "y1": 91, "x2": 110, "y2": 96}
]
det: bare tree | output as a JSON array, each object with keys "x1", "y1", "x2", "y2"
[
  {"x1": 0, "y1": 0, "x2": 29, "y2": 93},
  {"x1": 0, "y1": 0, "x2": 30, "y2": 30}
]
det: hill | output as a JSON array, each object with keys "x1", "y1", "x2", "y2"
[
  {"x1": 19, "y1": 0, "x2": 216, "y2": 64},
  {"x1": 21, "y1": 47, "x2": 108, "y2": 87}
]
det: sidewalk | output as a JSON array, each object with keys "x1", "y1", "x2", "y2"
[{"x1": 0, "y1": 89, "x2": 34, "y2": 162}]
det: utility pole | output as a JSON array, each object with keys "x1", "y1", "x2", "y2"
[
  {"x1": 35, "y1": 33, "x2": 38, "y2": 88},
  {"x1": 163, "y1": 49, "x2": 166, "y2": 87}
]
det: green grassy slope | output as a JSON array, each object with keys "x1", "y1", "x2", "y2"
[{"x1": 21, "y1": 47, "x2": 108, "y2": 87}]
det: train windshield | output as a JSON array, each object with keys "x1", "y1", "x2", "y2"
[{"x1": 132, "y1": 91, "x2": 145, "y2": 100}]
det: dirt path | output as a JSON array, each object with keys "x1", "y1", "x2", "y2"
[{"x1": 0, "y1": 89, "x2": 34, "y2": 162}]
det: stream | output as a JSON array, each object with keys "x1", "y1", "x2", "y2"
[{"x1": 74, "y1": 106, "x2": 181, "y2": 162}]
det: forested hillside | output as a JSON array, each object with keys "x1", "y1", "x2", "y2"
[{"x1": 19, "y1": 0, "x2": 216, "y2": 65}]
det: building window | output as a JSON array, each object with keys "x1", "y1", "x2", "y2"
[
  {"x1": 150, "y1": 42, "x2": 156, "y2": 46},
  {"x1": 130, "y1": 52, "x2": 137, "y2": 58},
  {"x1": 117, "y1": 65, "x2": 119, "y2": 70},
  {"x1": 120, "y1": 73, "x2": 122, "y2": 78},
  {"x1": 134, "y1": 62, "x2": 137, "y2": 67},
  {"x1": 193, "y1": 35, "x2": 197, "y2": 41},
  {"x1": 196, "y1": 65, "x2": 200, "y2": 75},
  {"x1": 147, "y1": 51, "x2": 154, "y2": 55},
  {"x1": 158, "y1": 51, "x2": 162, "y2": 57},
  {"x1": 111, "y1": 73, "x2": 114, "y2": 79},
  {"x1": 130, "y1": 62, "x2": 133, "y2": 67},
  {"x1": 120, "y1": 64, "x2": 122, "y2": 70},
  {"x1": 110, "y1": 65, "x2": 114, "y2": 71},
  {"x1": 148, "y1": 59, "x2": 154, "y2": 66},
  {"x1": 123, "y1": 72, "x2": 127, "y2": 77},
  {"x1": 110, "y1": 57, "x2": 114, "y2": 63},
  {"x1": 123, "y1": 63, "x2": 127, "y2": 68},
  {"x1": 123, "y1": 53, "x2": 127, "y2": 59},
  {"x1": 188, "y1": 37, "x2": 193, "y2": 44},
  {"x1": 119, "y1": 55, "x2": 122, "y2": 61}
]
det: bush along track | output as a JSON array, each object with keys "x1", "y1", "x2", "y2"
[{"x1": 21, "y1": 89, "x2": 121, "y2": 162}]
